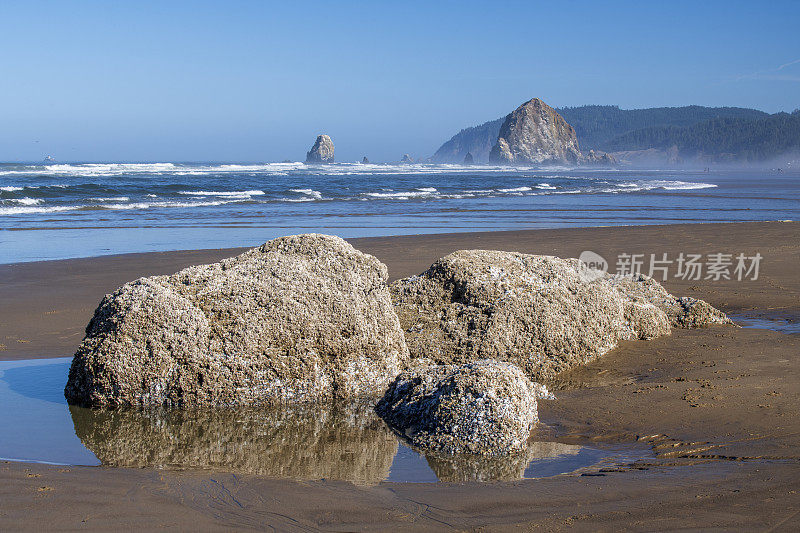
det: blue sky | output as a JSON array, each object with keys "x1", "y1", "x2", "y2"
[{"x1": 0, "y1": 1, "x2": 798, "y2": 162}]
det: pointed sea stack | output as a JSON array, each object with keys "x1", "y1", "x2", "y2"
[
  {"x1": 362, "y1": 156, "x2": 370, "y2": 164},
  {"x1": 400, "y1": 154, "x2": 413, "y2": 164},
  {"x1": 463, "y1": 152, "x2": 474, "y2": 165},
  {"x1": 306, "y1": 134, "x2": 334, "y2": 163},
  {"x1": 489, "y1": 98, "x2": 580, "y2": 165}
]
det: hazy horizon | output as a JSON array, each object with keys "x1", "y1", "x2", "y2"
[{"x1": 1, "y1": 1, "x2": 798, "y2": 162}]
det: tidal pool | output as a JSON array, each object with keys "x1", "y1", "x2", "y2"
[
  {"x1": 0, "y1": 357, "x2": 640, "y2": 483},
  {"x1": 730, "y1": 313, "x2": 800, "y2": 335}
]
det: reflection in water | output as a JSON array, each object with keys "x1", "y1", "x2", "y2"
[
  {"x1": 71, "y1": 400, "x2": 594, "y2": 483},
  {"x1": 0, "y1": 358, "x2": 622, "y2": 482},
  {"x1": 425, "y1": 441, "x2": 583, "y2": 482},
  {"x1": 70, "y1": 403, "x2": 399, "y2": 485}
]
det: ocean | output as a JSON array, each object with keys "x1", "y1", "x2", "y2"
[{"x1": 1, "y1": 162, "x2": 797, "y2": 263}]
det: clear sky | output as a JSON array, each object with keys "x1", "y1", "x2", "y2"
[{"x1": 0, "y1": 0, "x2": 798, "y2": 162}]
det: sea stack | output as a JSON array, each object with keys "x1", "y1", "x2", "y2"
[
  {"x1": 362, "y1": 156, "x2": 369, "y2": 164},
  {"x1": 400, "y1": 154, "x2": 413, "y2": 164},
  {"x1": 580, "y1": 149, "x2": 618, "y2": 166},
  {"x1": 306, "y1": 134, "x2": 334, "y2": 163},
  {"x1": 489, "y1": 98, "x2": 581, "y2": 165},
  {"x1": 463, "y1": 152, "x2": 474, "y2": 165}
]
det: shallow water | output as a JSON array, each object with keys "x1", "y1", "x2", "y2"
[
  {"x1": 0, "y1": 358, "x2": 642, "y2": 483},
  {"x1": 1, "y1": 163, "x2": 797, "y2": 263},
  {"x1": 730, "y1": 314, "x2": 800, "y2": 335}
]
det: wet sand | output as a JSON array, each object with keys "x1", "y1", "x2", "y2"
[{"x1": 1, "y1": 221, "x2": 799, "y2": 530}]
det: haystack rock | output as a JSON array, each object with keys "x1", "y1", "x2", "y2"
[
  {"x1": 489, "y1": 98, "x2": 581, "y2": 165},
  {"x1": 390, "y1": 250, "x2": 729, "y2": 382},
  {"x1": 377, "y1": 360, "x2": 552, "y2": 456},
  {"x1": 306, "y1": 134, "x2": 334, "y2": 163},
  {"x1": 65, "y1": 234, "x2": 409, "y2": 408}
]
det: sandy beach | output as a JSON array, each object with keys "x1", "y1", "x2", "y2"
[{"x1": 1, "y1": 221, "x2": 799, "y2": 530}]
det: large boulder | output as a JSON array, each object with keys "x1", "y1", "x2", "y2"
[
  {"x1": 489, "y1": 98, "x2": 581, "y2": 165},
  {"x1": 305, "y1": 134, "x2": 334, "y2": 163},
  {"x1": 65, "y1": 234, "x2": 409, "y2": 407},
  {"x1": 390, "y1": 250, "x2": 729, "y2": 382},
  {"x1": 376, "y1": 360, "x2": 550, "y2": 456}
]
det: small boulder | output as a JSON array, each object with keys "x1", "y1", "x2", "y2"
[
  {"x1": 376, "y1": 360, "x2": 550, "y2": 456},
  {"x1": 306, "y1": 134, "x2": 334, "y2": 163},
  {"x1": 65, "y1": 234, "x2": 409, "y2": 408},
  {"x1": 580, "y1": 149, "x2": 618, "y2": 166}
]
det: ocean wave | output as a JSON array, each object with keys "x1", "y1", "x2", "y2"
[
  {"x1": 0, "y1": 163, "x2": 178, "y2": 177},
  {"x1": 0, "y1": 186, "x2": 24, "y2": 191},
  {"x1": 4, "y1": 197, "x2": 43, "y2": 206},
  {"x1": 362, "y1": 190, "x2": 438, "y2": 199},
  {"x1": 498, "y1": 186, "x2": 532, "y2": 193},
  {"x1": 87, "y1": 196, "x2": 130, "y2": 202},
  {"x1": 279, "y1": 197, "x2": 316, "y2": 203},
  {"x1": 0, "y1": 198, "x2": 243, "y2": 216},
  {"x1": 178, "y1": 190, "x2": 265, "y2": 197},
  {"x1": 0, "y1": 205, "x2": 80, "y2": 215},
  {"x1": 289, "y1": 188, "x2": 323, "y2": 199},
  {"x1": 611, "y1": 180, "x2": 717, "y2": 192},
  {"x1": 656, "y1": 180, "x2": 717, "y2": 190}
]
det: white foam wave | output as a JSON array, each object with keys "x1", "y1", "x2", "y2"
[
  {"x1": 178, "y1": 190, "x2": 265, "y2": 198},
  {"x1": 289, "y1": 188, "x2": 323, "y2": 199},
  {"x1": 611, "y1": 180, "x2": 717, "y2": 192},
  {"x1": 0, "y1": 198, "x2": 241, "y2": 215},
  {"x1": 0, "y1": 186, "x2": 24, "y2": 192},
  {"x1": 87, "y1": 196, "x2": 130, "y2": 202},
  {"x1": 536, "y1": 183, "x2": 557, "y2": 190},
  {"x1": 279, "y1": 197, "x2": 316, "y2": 203},
  {"x1": 498, "y1": 186, "x2": 532, "y2": 193},
  {"x1": 0, "y1": 205, "x2": 79, "y2": 215},
  {"x1": 657, "y1": 181, "x2": 717, "y2": 190},
  {"x1": 362, "y1": 190, "x2": 438, "y2": 199},
  {"x1": 5, "y1": 197, "x2": 43, "y2": 206}
]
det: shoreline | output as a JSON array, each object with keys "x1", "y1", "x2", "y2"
[
  {"x1": 1, "y1": 221, "x2": 799, "y2": 530},
  {"x1": 0, "y1": 219, "x2": 794, "y2": 267}
]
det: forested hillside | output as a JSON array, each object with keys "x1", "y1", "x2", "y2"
[
  {"x1": 603, "y1": 110, "x2": 800, "y2": 161},
  {"x1": 431, "y1": 104, "x2": 795, "y2": 164},
  {"x1": 557, "y1": 105, "x2": 768, "y2": 150}
]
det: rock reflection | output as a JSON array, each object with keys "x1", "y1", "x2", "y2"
[
  {"x1": 424, "y1": 440, "x2": 583, "y2": 482},
  {"x1": 70, "y1": 402, "x2": 398, "y2": 485}
]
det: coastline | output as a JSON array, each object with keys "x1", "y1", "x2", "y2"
[{"x1": 1, "y1": 221, "x2": 799, "y2": 530}]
